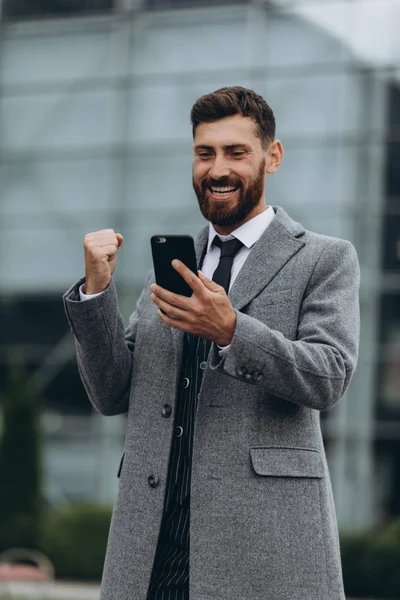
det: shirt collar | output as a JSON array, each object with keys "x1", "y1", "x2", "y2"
[{"x1": 206, "y1": 205, "x2": 276, "y2": 252}]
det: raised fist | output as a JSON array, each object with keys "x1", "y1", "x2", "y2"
[{"x1": 83, "y1": 229, "x2": 124, "y2": 294}]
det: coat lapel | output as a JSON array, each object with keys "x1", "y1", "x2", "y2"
[{"x1": 229, "y1": 206, "x2": 305, "y2": 310}]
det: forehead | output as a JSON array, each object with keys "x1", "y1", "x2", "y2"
[{"x1": 194, "y1": 114, "x2": 261, "y2": 148}]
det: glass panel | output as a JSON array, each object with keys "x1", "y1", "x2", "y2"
[
  {"x1": 0, "y1": 89, "x2": 121, "y2": 151},
  {"x1": 376, "y1": 293, "x2": 400, "y2": 417},
  {"x1": 0, "y1": 158, "x2": 116, "y2": 217},
  {"x1": 261, "y1": 73, "x2": 363, "y2": 138},
  {"x1": 126, "y1": 153, "x2": 194, "y2": 211},
  {"x1": 0, "y1": 225, "x2": 108, "y2": 293},
  {"x1": 0, "y1": 30, "x2": 124, "y2": 86},
  {"x1": 130, "y1": 15, "x2": 248, "y2": 75},
  {"x1": 262, "y1": 9, "x2": 352, "y2": 67},
  {"x1": 267, "y1": 144, "x2": 358, "y2": 218}
]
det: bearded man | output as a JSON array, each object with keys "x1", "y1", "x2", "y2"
[{"x1": 63, "y1": 86, "x2": 360, "y2": 600}]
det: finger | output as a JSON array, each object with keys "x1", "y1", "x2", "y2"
[
  {"x1": 116, "y1": 233, "x2": 124, "y2": 247},
  {"x1": 85, "y1": 237, "x2": 119, "y2": 249},
  {"x1": 198, "y1": 271, "x2": 224, "y2": 293},
  {"x1": 86, "y1": 229, "x2": 116, "y2": 237},
  {"x1": 172, "y1": 260, "x2": 204, "y2": 294},
  {"x1": 150, "y1": 293, "x2": 187, "y2": 320},
  {"x1": 150, "y1": 283, "x2": 191, "y2": 310},
  {"x1": 157, "y1": 309, "x2": 191, "y2": 332},
  {"x1": 88, "y1": 244, "x2": 119, "y2": 259},
  {"x1": 98, "y1": 237, "x2": 121, "y2": 248}
]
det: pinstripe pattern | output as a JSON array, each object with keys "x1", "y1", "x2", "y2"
[{"x1": 147, "y1": 334, "x2": 210, "y2": 600}]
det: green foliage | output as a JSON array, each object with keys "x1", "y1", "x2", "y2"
[
  {"x1": 341, "y1": 529, "x2": 381, "y2": 597},
  {"x1": 40, "y1": 503, "x2": 112, "y2": 581},
  {"x1": 373, "y1": 519, "x2": 400, "y2": 597},
  {"x1": 0, "y1": 359, "x2": 43, "y2": 551},
  {"x1": 341, "y1": 519, "x2": 400, "y2": 598}
]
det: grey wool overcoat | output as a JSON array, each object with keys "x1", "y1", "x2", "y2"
[{"x1": 63, "y1": 206, "x2": 360, "y2": 600}]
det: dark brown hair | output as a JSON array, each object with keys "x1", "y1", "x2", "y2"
[{"x1": 190, "y1": 86, "x2": 276, "y2": 148}]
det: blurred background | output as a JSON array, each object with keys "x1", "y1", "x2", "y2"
[{"x1": 0, "y1": 0, "x2": 399, "y2": 596}]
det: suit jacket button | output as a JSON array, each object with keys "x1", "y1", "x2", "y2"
[
  {"x1": 254, "y1": 372, "x2": 263, "y2": 381},
  {"x1": 244, "y1": 370, "x2": 253, "y2": 380},
  {"x1": 161, "y1": 404, "x2": 172, "y2": 418},
  {"x1": 148, "y1": 475, "x2": 160, "y2": 488},
  {"x1": 175, "y1": 426, "x2": 183, "y2": 438},
  {"x1": 236, "y1": 366, "x2": 247, "y2": 377}
]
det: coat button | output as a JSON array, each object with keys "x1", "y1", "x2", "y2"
[
  {"x1": 254, "y1": 372, "x2": 263, "y2": 381},
  {"x1": 183, "y1": 377, "x2": 190, "y2": 388},
  {"x1": 175, "y1": 426, "x2": 183, "y2": 438},
  {"x1": 161, "y1": 404, "x2": 172, "y2": 418},
  {"x1": 236, "y1": 366, "x2": 247, "y2": 377},
  {"x1": 199, "y1": 361, "x2": 207, "y2": 370},
  {"x1": 148, "y1": 475, "x2": 160, "y2": 488},
  {"x1": 244, "y1": 370, "x2": 253, "y2": 380}
]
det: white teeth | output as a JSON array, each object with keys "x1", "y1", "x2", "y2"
[{"x1": 210, "y1": 186, "x2": 237, "y2": 193}]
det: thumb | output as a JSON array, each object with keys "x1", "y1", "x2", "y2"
[
  {"x1": 198, "y1": 270, "x2": 223, "y2": 293},
  {"x1": 116, "y1": 233, "x2": 124, "y2": 248}
]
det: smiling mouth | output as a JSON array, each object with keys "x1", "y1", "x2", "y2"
[{"x1": 208, "y1": 185, "x2": 240, "y2": 198}]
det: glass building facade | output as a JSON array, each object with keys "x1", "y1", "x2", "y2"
[{"x1": 0, "y1": 0, "x2": 399, "y2": 531}]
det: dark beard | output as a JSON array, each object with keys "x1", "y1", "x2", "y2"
[{"x1": 192, "y1": 159, "x2": 266, "y2": 227}]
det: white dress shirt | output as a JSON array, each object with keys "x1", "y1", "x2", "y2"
[
  {"x1": 200, "y1": 205, "x2": 275, "y2": 288},
  {"x1": 80, "y1": 206, "x2": 275, "y2": 302}
]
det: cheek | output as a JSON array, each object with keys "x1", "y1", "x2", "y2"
[
  {"x1": 237, "y1": 170, "x2": 253, "y2": 186},
  {"x1": 193, "y1": 163, "x2": 208, "y2": 182}
]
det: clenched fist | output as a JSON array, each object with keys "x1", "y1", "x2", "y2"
[{"x1": 83, "y1": 229, "x2": 124, "y2": 294}]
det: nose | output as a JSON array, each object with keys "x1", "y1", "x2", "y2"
[{"x1": 209, "y1": 155, "x2": 230, "y2": 180}]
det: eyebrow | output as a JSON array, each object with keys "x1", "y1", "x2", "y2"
[{"x1": 194, "y1": 144, "x2": 251, "y2": 152}]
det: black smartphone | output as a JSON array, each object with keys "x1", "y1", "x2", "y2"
[{"x1": 151, "y1": 235, "x2": 198, "y2": 297}]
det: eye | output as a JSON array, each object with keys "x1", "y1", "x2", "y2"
[
  {"x1": 198, "y1": 152, "x2": 211, "y2": 159},
  {"x1": 231, "y1": 151, "x2": 245, "y2": 158}
]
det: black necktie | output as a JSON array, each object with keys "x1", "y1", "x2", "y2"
[{"x1": 212, "y1": 236, "x2": 244, "y2": 293}]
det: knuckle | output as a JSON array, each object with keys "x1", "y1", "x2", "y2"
[
  {"x1": 170, "y1": 294, "x2": 179, "y2": 306},
  {"x1": 83, "y1": 233, "x2": 93, "y2": 246},
  {"x1": 192, "y1": 303, "x2": 202, "y2": 317}
]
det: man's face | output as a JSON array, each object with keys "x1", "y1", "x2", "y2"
[{"x1": 192, "y1": 114, "x2": 268, "y2": 229}]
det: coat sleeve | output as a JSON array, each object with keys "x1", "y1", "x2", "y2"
[
  {"x1": 209, "y1": 239, "x2": 360, "y2": 412},
  {"x1": 63, "y1": 275, "x2": 150, "y2": 416}
]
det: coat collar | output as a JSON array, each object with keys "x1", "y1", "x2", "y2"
[{"x1": 195, "y1": 205, "x2": 305, "y2": 310}]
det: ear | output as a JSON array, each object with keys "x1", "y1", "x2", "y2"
[{"x1": 266, "y1": 139, "x2": 284, "y2": 174}]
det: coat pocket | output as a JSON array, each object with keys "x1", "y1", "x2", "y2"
[
  {"x1": 246, "y1": 446, "x2": 328, "y2": 591},
  {"x1": 249, "y1": 446, "x2": 324, "y2": 478}
]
